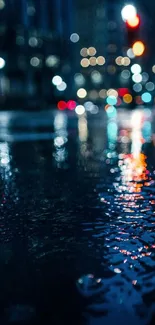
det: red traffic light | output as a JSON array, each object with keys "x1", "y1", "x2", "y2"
[
  {"x1": 57, "y1": 101, "x2": 67, "y2": 110},
  {"x1": 126, "y1": 15, "x2": 140, "y2": 29}
]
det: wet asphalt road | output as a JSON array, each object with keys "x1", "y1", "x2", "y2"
[{"x1": 0, "y1": 108, "x2": 155, "y2": 324}]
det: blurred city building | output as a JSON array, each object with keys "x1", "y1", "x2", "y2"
[
  {"x1": 0, "y1": 0, "x2": 154, "y2": 110},
  {"x1": 0, "y1": 0, "x2": 75, "y2": 108}
]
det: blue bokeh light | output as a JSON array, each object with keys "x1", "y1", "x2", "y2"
[
  {"x1": 106, "y1": 96, "x2": 117, "y2": 106},
  {"x1": 141, "y1": 92, "x2": 152, "y2": 103}
]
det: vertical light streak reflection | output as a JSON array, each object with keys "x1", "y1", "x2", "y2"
[
  {"x1": 131, "y1": 110, "x2": 144, "y2": 158},
  {"x1": 0, "y1": 142, "x2": 10, "y2": 172},
  {"x1": 0, "y1": 142, "x2": 11, "y2": 200},
  {"x1": 78, "y1": 115, "x2": 88, "y2": 143},
  {"x1": 53, "y1": 112, "x2": 68, "y2": 165}
]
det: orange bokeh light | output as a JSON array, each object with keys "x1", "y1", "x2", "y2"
[
  {"x1": 132, "y1": 41, "x2": 145, "y2": 56},
  {"x1": 126, "y1": 15, "x2": 140, "y2": 28}
]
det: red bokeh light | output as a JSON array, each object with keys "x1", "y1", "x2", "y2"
[
  {"x1": 116, "y1": 97, "x2": 122, "y2": 106},
  {"x1": 67, "y1": 100, "x2": 76, "y2": 110},
  {"x1": 118, "y1": 88, "x2": 130, "y2": 97},
  {"x1": 135, "y1": 96, "x2": 143, "y2": 105},
  {"x1": 57, "y1": 101, "x2": 67, "y2": 110}
]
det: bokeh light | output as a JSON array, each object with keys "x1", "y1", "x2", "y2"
[
  {"x1": 80, "y1": 58, "x2": 89, "y2": 68},
  {"x1": 152, "y1": 65, "x2": 155, "y2": 73},
  {"x1": 89, "y1": 57, "x2": 97, "y2": 66},
  {"x1": 123, "y1": 94, "x2": 133, "y2": 104},
  {"x1": 132, "y1": 74, "x2": 142, "y2": 83},
  {"x1": 96, "y1": 56, "x2": 105, "y2": 65},
  {"x1": 70, "y1": 33, "x2": 80, "y2": 43},
  {"x1": 142, "y1": 72, "x2": 149, "y2": 83},
  {"x1": 132, "y1": 41, "x2": 145, "y2": 56},
  {"x1": 88, "y1": 90, "x2": 98, "y2": 100},
  {"x1": 107, "y1": 89, "x2": 118, "y2": 97},
  {"x1": 121, "y1": 5, "x2": 137, "y2": 22},
  {"x1": 57, "y1": 101, "x2": 67, "y2": 110},
  {"x1": 99, "y1": 89, "x2": 107, "y2": 98},
  {"x1": 131, "y1": 64, "x2": 142, "y2": 74},
  {"x1": 127, "y1": 48, "x2": 135, "y2": 59},
  {"x1": 126, "y1": 15, "x2": 140, "y2": 28},
  {"x1": 52, "y1": 75, "x2": 62, "y2": 86},
  {"x1": 0, "y1": 0, "x2": 5, "y2": 9},
  {"x1": 0, "y1": 57, "x2": 5, "y2": 69},
  {"x1": 90, "y1": 105, "x2": 99, "y2": 114},
  {"x1": 80, "y1": 48, "x2": 88, "y2": 57},
  {"x1": 126, "y1": 16, "x2": 140, "y2": 28},
  {"x1": 30, "y1": 57, "x2": 40, "y2": 67},
  {"x1": 87, "y1": 47, "x2": 96, "y2": 56},
  {"x1": 91, "y1": 71, "x2": 102, "y2": 84},
  {"x1": 121, "y1": 70, "x2": 131, "y2": 80},
  {"x1": 135, "y1": 96, "x2": 143, "y2": 105},
  {"x1": 57, "y1": 82, "x2": 67, "y2": 91},
  {"x1": 77, "y1": 88, "x2": 87, "y2": 98},
  {"x1": 74, "y1": 73, "x2": 85, "y2": 86},
  {"x1": 28, "y1": 37, "x2": 38, "y2": 47},
  {"x1": 75, "y1": 105, "x2": 85, "y2": 115},
  {"x1": 118, "y1": 88, "x2": 130, "y2": 97},
  {"x1": 133, "y1": 83, "x2": 142, "y2": 92},
  {"x1": 141, "y1": 92, "x2": 152, "y2": 103},
  {"x1": 46, "y1": 55, "x2": 59, "y2": 68},
  {"x1": 67, "y1": 100, "x2": 76, "y2": 110},
  {"x1": 106, "y1": 96, "x2": 117, "y2": 105},
  {"x1": 115, "y1": 56, "x2": 123, "y2": 66},
  {"x1": 121, "y1": 57, "x2": 130, "y2": 66},
  {"x1": 84, "y1": 101, "x2": 94, "y2": 112},
  {"x1": 146, "y1": 82, "x2": 155, "y2": 91}
]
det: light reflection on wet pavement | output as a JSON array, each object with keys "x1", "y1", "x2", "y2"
[{"x1": 0, "y1": 108, "x2": 155, "y2": 324}]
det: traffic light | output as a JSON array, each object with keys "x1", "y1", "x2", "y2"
[
  {"x1": 126, "y1": 15, "x2": 141, "y2": 48},
  {"x1": 121, "y1": 4, "x2": 145, "y2": 56},
  {"x1": 126, "y1": 15, "x2": 140, "y2": 29}
]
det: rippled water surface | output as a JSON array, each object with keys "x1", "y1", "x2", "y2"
[{"x1": 0, "y1": 109, "x2": 155, "y2": 324}]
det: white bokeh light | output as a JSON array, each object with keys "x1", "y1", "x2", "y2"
[
  {"x1": 77, "y1": 88, "x2": 87, "y2": 98},
  {"x1": 46, "y1": 55, "x2": 59, "y2": 67},
  {"x1": 52, "y1": 75, "x2": 62, "y2": 86},
  {"x1": 131, "y1": 64, "x2": 142, "y2": 75},
  {"x1": 132, "y1": 74, "x2": 142, "y2": 83},
  {"x1": 57, "y1": 82, "x2": 67, "y2": 91},
  {"x1": 0, "y1": 57, "x2": 5, "y2": 69},
  {"x1": 75, "y1": 105, "x2": 85, "y2": 115},
  {"x1": 121, "y1": 5, "x2": 137, "y2": 21},
  {"x1": 127, "y1": 48, "x2": 135, "y2": 59},
  {"x1": 70, "y1": 33, "x2": 80, "y2": 43}
]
